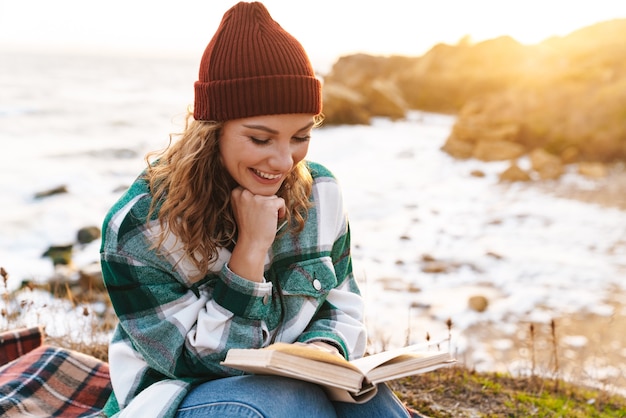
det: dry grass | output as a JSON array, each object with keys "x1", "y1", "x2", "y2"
[{"x1": 1, "y1": 266, "x2": 115, "y2": 362}]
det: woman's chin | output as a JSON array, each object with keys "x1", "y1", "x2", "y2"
[{"x1": 242, "y1": 182, "x2": 283, "y2": 197}]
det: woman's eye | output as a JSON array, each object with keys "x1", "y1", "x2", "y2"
[
  {"x1": 250, "y1": 137, "x2": 270, "y2": 145},
  {"x1": 293, "y1": 135, "x2": 311, "y2": 143}
]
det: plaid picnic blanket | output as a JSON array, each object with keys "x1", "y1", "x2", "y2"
[
  {"x1": 0, "y1": 327, "x2": 111, "y2": 417},
  {"x1": 0, "y1": 326, "x2": 44, "y2": 366}
]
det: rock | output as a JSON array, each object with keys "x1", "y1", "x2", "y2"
[
  {"x1": 42, "y1": 244, "x2": 74, "y2": 266},
  {"x1": 560, "y1": 146, "x2": 580, "y2": 164},
  {"x1": 578, "y1": 162, "x2": 608, "y2": 178},
  {"x1": 320, "y1": 54, "x2": 410, "y2": 124},
  {"x1": 321, "y1": 83, "x2": 370, "y2": 125},
  {"x1": 473, "y1": 140, "x2": 526, "y2": 161},
  {"x1": 316, "y1": 19, "x2": 626, "y2": 165},
  {"x1": 440, "y1": 137, "x2": 474, "y2": 159},
  {"x1": 476, "y1": 124, "x2": 521, "y2": 143},
  {"x1": 486, "y1": 251, "x2": 504, "y2": 260},
  {"x1": 536, "y1": 162, "x2": 564, "y2": 180},
  {"x1": 468, "y1": 295, "x2": 489, "y2": 312},
  {"x1": 77, "y1": 226, "x2": 101, "y2": 244},
  {"x1": 530, "y1": 148, "x2": 564, "y2": 180},
  {"x1": 422, "y1": 261, "x2": 449, "y2": 274},
  {"x1": 421, "y1": 254, "x2": 436, "y2": 262},
  {"x1": 499, "y1": 163, "x2": 532, "y2": 182},
  {"x1": 365, "y1": 79, "x2": 406, "y2": 120},
  {"x1": 34, "y1": 185, "x2": 68, "y2": 199}
]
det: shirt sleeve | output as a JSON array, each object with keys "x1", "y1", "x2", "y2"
[{"x1": 101, "y1": 198, "x2": 277, "y2": 381}]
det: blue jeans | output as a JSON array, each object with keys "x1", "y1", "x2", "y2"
[{"x1": 176, "y1": 375, "x2": 411, "y2": 417}]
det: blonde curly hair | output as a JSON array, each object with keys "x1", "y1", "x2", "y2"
[{"x1": 144, "y1": 113, "x2": 321, "y2": 275}]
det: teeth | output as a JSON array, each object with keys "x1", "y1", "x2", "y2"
[{"x1": 253, "y1": 169, "x2": 281, "y2": 180}]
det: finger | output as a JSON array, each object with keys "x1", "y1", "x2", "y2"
[
  {"x1": 276, "y1": 200, "x2": 287, "y2": 220},
  {"x1": 230, "y1": 186, "x2": 244, "y2": 201}
]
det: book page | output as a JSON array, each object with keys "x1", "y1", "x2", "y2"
[
  {"x1": 265, "y1": 342, "x2": 361, "y2": 372},
  {"x1": 223, "y1": 344, "x2": 366, "y2": 393},
  {"x1": 350, "y1": 340, "x2": 450, "y2": 375}
]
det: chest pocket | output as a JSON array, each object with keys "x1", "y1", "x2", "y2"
[{"x1": 278, "y1": 257, "x2": 337, "y2": 298}]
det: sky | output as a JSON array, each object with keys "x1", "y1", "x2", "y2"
[{"x1": 2, "y1": 0, "x2": 626, "y2": 72}]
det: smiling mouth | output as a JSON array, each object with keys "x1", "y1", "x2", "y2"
[{"x1": 251, "y1": 168, "x2": 281, "y2": 180}]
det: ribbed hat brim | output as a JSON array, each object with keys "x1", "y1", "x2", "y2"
[{"x1": 194, "y1": 75, "x2": 321, "y2": 121}]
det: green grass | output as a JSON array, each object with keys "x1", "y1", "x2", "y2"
[{"x1": 391, "y1": 367, "x2": 626, "y2": 417}]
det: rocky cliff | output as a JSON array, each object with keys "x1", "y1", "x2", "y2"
[{"x1": 322, "y1": 19, "x2": 626, "y2": 170}]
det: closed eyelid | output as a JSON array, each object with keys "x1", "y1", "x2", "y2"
[
  {"x1": 250, "y1": 136, "x2": 270, "y2": 144},
  {"x1": 294, "y1": 128, "x2": 313, "y2": 140}
]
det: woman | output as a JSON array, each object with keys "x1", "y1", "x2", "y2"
[{"x1": 100, "y1": 2, "x2": 421, "y2": 417}]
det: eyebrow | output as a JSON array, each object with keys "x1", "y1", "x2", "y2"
[{"x1": 242, "y1": 121, "x2": 315, "y2": 135}]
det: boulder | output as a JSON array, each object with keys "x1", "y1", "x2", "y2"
[
  {"x1": 321, "y1": 83, "x2": 370, "y2": 125},
  {"x1": 42, "y1": 244, "x2": 73, "y2": 267},
  {"x1": 578, "y1": 162, "x2": 609, "y2": 178},
  {"x1": 77, "y1": 226, "x2": 102, "y2": 245},
  {"x1": 34, "y1": 185, "x2": 68, "y2": 199},
  {"x1": 440, "y1": 137, "x2": 474, "y2": 159},
  {"x1": 468, "y1": 295, "x2": 489, "y2": 312},
  {"x1": 499, "y1": 163, "x2": 532, "y2": 182},
  {"x1": 364, "y1": 79, "x2": 406, "y2": 120},
  {"x1": 473, "y1": 140, "x2": 526, "y2": 162},
  {"x1": 321, "y1": 54, "x2": 409, "y2": 124},
  {"x1": 530, "y1": 148, "x2": 564, "y2": 180}
]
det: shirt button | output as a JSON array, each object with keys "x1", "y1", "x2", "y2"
[{"x1": 313, "y1": 279, "x2": 322, "y2": 291}]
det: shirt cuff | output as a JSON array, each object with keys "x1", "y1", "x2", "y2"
[{"x1": 212, "y1": 263, "x2": 273, "y2": 320}]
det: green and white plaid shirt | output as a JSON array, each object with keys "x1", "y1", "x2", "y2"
[{"x1": 100, "y1": 161, "x2": 367, "y2": 418}]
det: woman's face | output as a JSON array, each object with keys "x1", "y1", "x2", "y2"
[{"x1": 220, "y1": 113, "x2": 315, "y2": 196}]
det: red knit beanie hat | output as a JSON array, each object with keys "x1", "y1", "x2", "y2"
[{"x1": 193, "y1": 2, "x2": 322, "y2": 121}]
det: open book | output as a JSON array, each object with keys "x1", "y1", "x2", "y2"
[{"x1": 222, "y1": 340, "x2": 455, "y2": 403}]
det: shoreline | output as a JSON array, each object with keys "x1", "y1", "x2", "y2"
[
  {"x1": 461, "y1": 286, "x2": 626, "y2": 398},
  {"x1": 465, "y1": 167, "x2": 626, "y2": 396}
]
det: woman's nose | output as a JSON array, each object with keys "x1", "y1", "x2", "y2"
[{"x1": 269, "y1": 143, "x2": 293, "y2": 171}]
